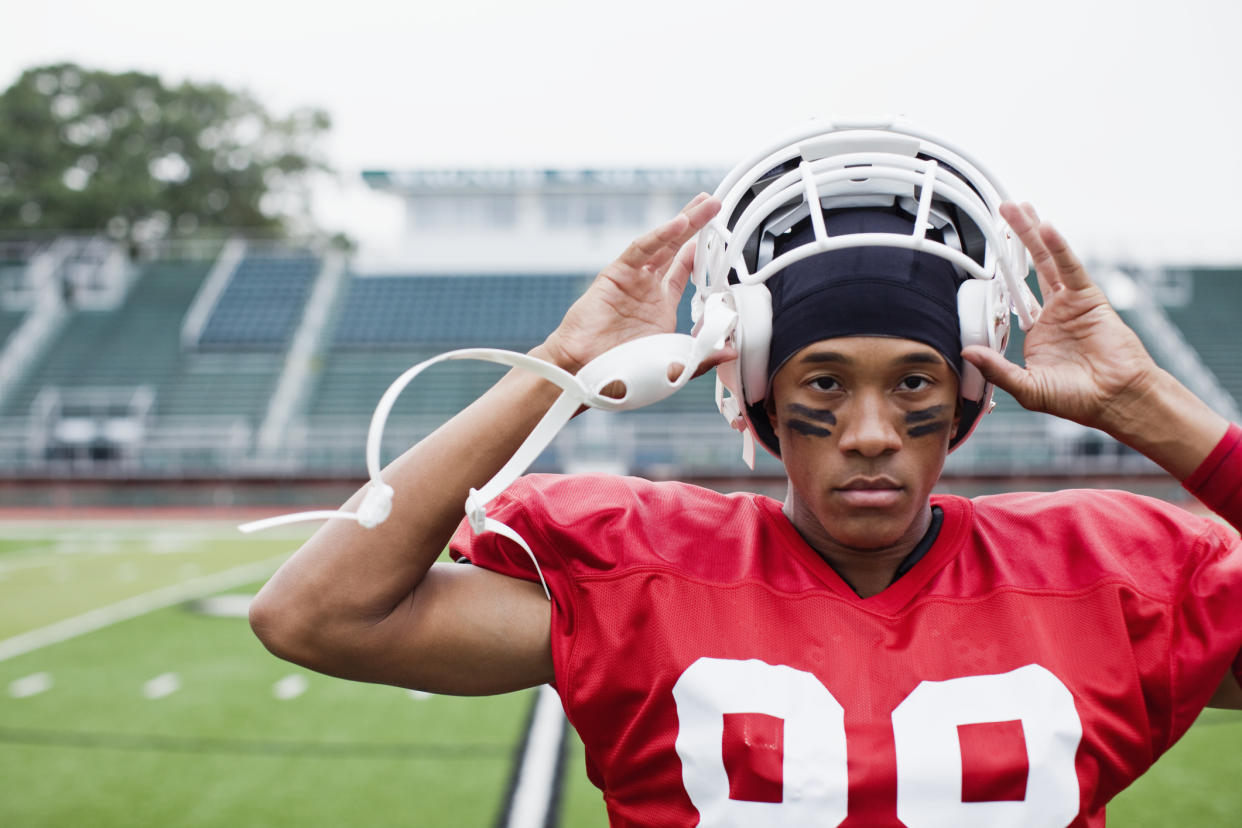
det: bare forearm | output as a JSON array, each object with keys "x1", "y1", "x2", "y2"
[
  {"x1": 251, "y1": 345, "x2": 566, "y2": 647},
  {"x1": 1095, "y1": 367, "x2": 1231, "y2": 482}
]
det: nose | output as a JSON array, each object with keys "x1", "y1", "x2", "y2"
[{"x1": 836, "y1": 391, "x2": 902, "y2": 457}]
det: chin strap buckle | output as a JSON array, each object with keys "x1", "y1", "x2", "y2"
[
  {"x1": 356, "y1": 482, "x2": 394, "y2": 529},
  {"x1": 465, "y1": 487, "x2": 488, "y2": 534},
  {"x1": 238, "y1": 308, "x2": 741, "y2": 604},
  {"x1": 464, "y1": 487, "x2": 550, "y2": 600}
]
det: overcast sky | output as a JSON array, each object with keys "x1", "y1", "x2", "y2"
[{"x1": 3, "y1": 0, "x2": 1240, "y2": 263}]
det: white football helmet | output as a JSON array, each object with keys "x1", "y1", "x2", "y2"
[{"x1": 689, "y1": 117, "x2": 1041, "y2": 466}]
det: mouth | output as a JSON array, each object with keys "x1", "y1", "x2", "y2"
[{"x1": 834, "y1": 477, "x2": 904, "y2": 508}]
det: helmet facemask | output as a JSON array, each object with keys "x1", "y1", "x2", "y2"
[{"x1": 691, "y1": 119, "x2": 1040, "y2": 466}]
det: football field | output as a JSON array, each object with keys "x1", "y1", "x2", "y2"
[{"x1": 0, "y1": 518, "x2": 1238, "y2": 826}]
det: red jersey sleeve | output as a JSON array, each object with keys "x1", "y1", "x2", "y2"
[
  {"x1": 1183, "y1": 422, "x2": 1242, "y2": 531},
  {"x1": 448, "y1": 475, "x2": 565, "y2": 587},
  {"x1": 1169, "y1": 516, "x2": 1242, "y2": 724},
  {"x1": 1178, "y1": 423, "x2": 1242, "y2": 693}
]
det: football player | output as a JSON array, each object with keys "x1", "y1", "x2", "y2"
[{"x1": 250, "y1": 122, "x2": 1242, "y2": 827}]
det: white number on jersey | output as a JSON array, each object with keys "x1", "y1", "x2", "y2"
[
  {"x1": 672, "y1": 658, "x2": 1083, "y2": 828},
  {"x1": 892, "y1": 664, "x2": 1082, "y2": 827},
  {"x1": 672, "y1": 657, "x2": 848, "y2": 827}
]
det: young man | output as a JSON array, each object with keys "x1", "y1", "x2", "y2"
[{"x1": 249, "y1": 127, "x2": 1242, "y2": 826}]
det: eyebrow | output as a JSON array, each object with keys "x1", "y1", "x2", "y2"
[
  {"x1": 797, "y1": 350, "x2": 944, "y2": 367},
  {"x1": 799, "y1": 352, "x2": 852, "y2": 365},
  {"x1": 895, "y1": 352, "x2": 945, "y2": 366}
]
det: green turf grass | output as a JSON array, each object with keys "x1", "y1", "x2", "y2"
[
  {"x1": 559, "y1": 731, "x2": 610, "y2": 826},
  {"x1": 4, "y1": 521, "x2": 1238, "y2": 826},
  {"x1": 1108, "y1": 708, "x2": 1242, "y2": 825},
  {"x1": 0, "y1": 586, "x2": 532, "y2": 826},
  {"x1": 0, "y1": 524, "x2": 533, "y2": 827},
  {"x1": 0, "y1": 525, "x2": 296, "y2": 639}
]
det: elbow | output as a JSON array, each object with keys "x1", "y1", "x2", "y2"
[
  {"x1": 248, "y1": 575, "x2": 377, "y2": 678},
  {"x1": 248, "y1": 583, "x2": 323, "y2": 668},
  {"x1": 248, "y1": 586, "x2": 292, "y2": 660}
]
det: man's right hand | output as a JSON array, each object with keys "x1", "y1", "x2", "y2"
[{"x1": 540, "y1": 194, "x2": 723, "y2": 374}]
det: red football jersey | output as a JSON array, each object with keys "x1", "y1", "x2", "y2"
[{"x1": 452, "y1": 476, "x2": 1242, "y2": 827}]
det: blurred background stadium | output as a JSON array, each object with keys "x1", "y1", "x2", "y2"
[{"x1": 3, "y1": 1, "x2": 1241, "y2": 824}]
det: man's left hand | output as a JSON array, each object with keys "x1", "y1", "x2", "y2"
[
  {"x1": 962, "y1": 202, "x2": 1229, "y2": 480},
  {"x1": 962, "y1": 202, "x2": 1159, "y2": 432}
]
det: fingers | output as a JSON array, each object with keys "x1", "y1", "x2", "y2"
[
  {"x1": 961, "y1": 345, "x2": 1038, "y2": 409},
  {"x1": 661, "y1": 196, "x2": 724, "y2": 292},
  {"x1": 1000, "y1": 201, "x2": 1057, "y2": 297},
  {"x1": 617, "y1": 194, "x2": 720, "y2": 274},
  {"x1": 1000, "y1": 201, "x2": 1093, "y2": 295},
  {"x1": 680, "y1": 191, "x2": 711, "y2": 216},
  {"x1": 617, "y1": 212, "x2": 690, "y2": 272},
  {"x1": 661, "y1": 239, "x2": 697, "y2": 296},
  {"x1": 691, "y1": 341, "x2": 738, "y2": 379},
  {"x1": 1036, "y1": 221, "x2": 1092, "y2": 291}
]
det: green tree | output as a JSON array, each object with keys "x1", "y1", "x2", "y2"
[{"x1": 0, "y1": 63, "x2": 331, "y2": 242}]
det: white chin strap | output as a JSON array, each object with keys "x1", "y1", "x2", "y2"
[{"x1": 239, "y1": 295, "x2": 738, "y2": 600}]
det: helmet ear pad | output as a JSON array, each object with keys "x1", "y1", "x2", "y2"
[
  {"x1": 732, "y1": 283, "x2": 773, "y2": 410},
  {"x1": 722, "y1": 274, "x2": 1011, "y2": 457},
  {"x1": 953, "y1": 277, "x2": 1010, "y2": 446}
]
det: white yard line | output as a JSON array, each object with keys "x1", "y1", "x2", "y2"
[
  {"x1": 143, "y1": 672, "x2": 181, "y2": 699},
  {"x1": 272, "y1": 674, "x2": 308, "y2": 700},
  {"x1": 0, "y1": 556, "x2": 62, "y2": 576},
  {"x1": 504, "y1": 684, "x2": 567, "y2": 828},
  {"x1": 186, "y1": 594, "x2": 253, "y2": 618},
  {"x1": 0, "y1": 555, "x2": 287, "y2": 663},
  {"x1": 0, "y1": 545, "x2": 65, "y2": 576},
  {"x1": 0, "y1": 521, "x2": 314, "y2": 541},
  {"x1": 0, "y1": 543, "x2": 202, "y2": 576},
  {"x1": 9, "y1": 671, "x2": 53, "y2": 698}
]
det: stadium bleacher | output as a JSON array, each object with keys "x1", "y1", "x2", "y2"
[
  {"x1": 310, "y1": 272, "x2": 713, "y2": 416},
  {"x1": 159, "y1": 351, "x2": 286, "y2": 421},
  {"x1": 0, "y1": 260, "x2": 212, "y2": 419},
  {"x1": 197, "y1": 254, "x2": 319, "y2": 349},
  {"x1": 0, "y1": 250, "x2": 332, "y2": 475},
  {"x1": 305, "y1": 273, "x2": 591, "y2": 426},
  {"x1": 311, "y1": 349, "x2": 510, "y2": 418},
  {"x1": 1, "y1": 242, "x2": 38, "y2": 347},
  {"x1": 1165, "y1": 268, "x2": 1242, "y2": 410},
  {"x1": 0, "y1": 242, "x2": 1236, "y2": 481},
  {"x1": 333, "y1": 273, "x2": 591, "y2": 349},
  {"x1": 0, "y1": 308, "x2": 24, "y2": 349}
]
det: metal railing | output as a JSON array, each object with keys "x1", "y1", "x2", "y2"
[
  {"x1": 0, "y1": 406, "x2": 1161, "y2": 481},
  {"x1": 0, "y1": 415, "x2": 252, "y2": 478}
]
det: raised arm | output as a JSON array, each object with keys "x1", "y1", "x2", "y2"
[
  {"x1": 962, "y1": 203, "x2": 1242, "y2": 710},
  {"x1": 961, "y1": 202, "x2": 1231, "y2": 481},
  {"x1": 249, "y1": 195, "x2": 723, "y2": 695}
]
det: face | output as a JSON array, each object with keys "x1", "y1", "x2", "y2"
[{"x1": 766, "y1": 336, "x2": 960, "y2": 556}]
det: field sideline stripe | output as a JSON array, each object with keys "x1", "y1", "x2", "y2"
[
  {"x1": 503, "y1": 684, "x2": 567, "y2": 828},
  {"x1": 0, "y1": 726, "x2": 513, "y2": 759},
  {"x1": 0, "y1": 555, "x2": 287, "y2": 663}
]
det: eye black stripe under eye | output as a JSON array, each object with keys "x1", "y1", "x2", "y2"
[
  {"x1": 907, "y1": 420, "x2": 950, "y2": 438},
  {"x1": 905, "y1": 405, "x2": 948, "y2": 425},
  {"x1": 787, "y1": 404, "x2": 837, "y2": 425},
  {"x1": 789, "y1": 420, "x2": 832, "y2": 438}
]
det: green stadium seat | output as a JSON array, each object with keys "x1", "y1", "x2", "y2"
[
  {"x1": 198, "y1": 254, "x2": 319, "y2": 349},
  {"x1": 1164, "y1": 269, "x2": 1242, "y2": 412}
]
